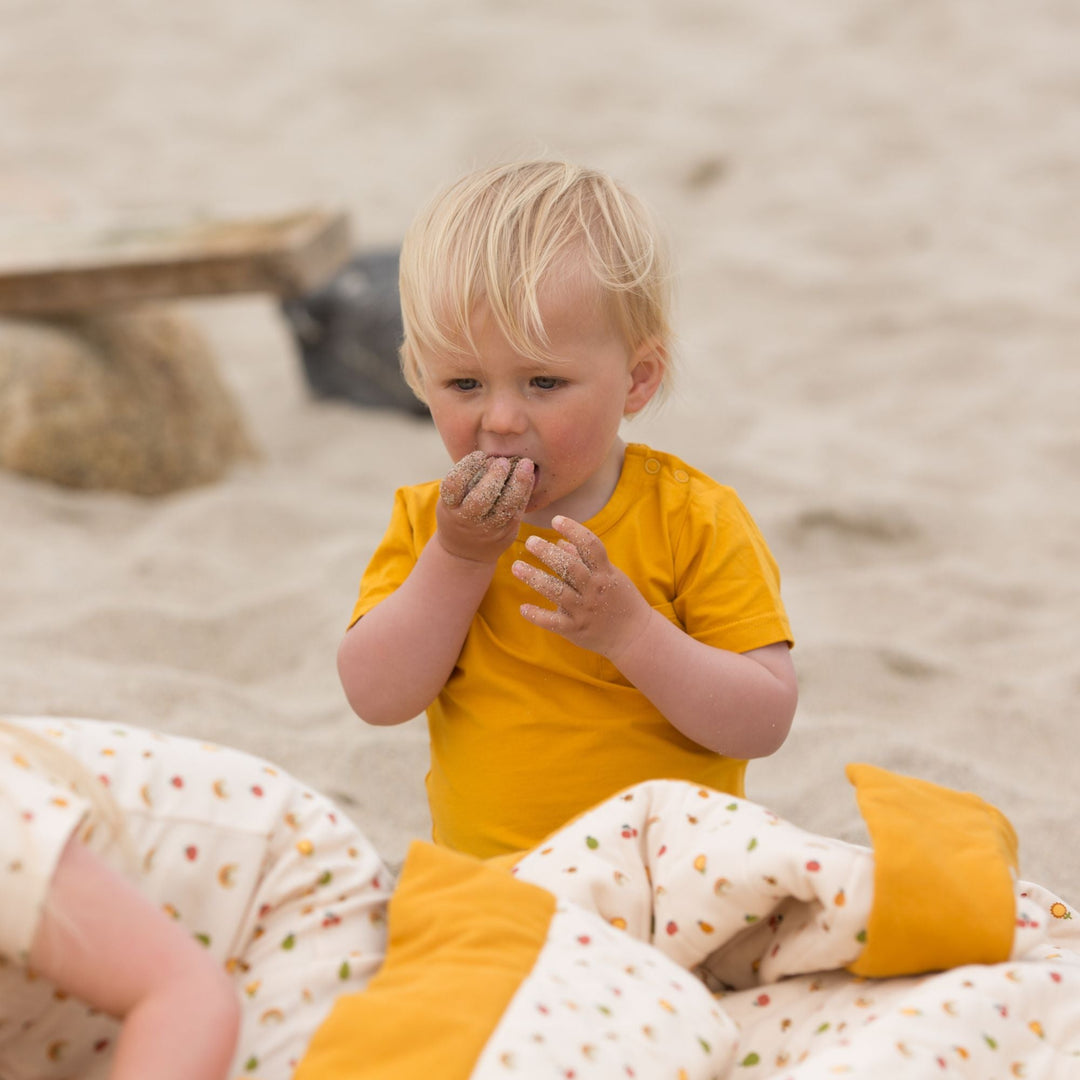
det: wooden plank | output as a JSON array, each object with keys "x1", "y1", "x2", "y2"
[{"x1": 0, "y1": 208, "x2": 352, "y2": 315}]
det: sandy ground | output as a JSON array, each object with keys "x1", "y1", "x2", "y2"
[{"x1": 2, "y1": 1, "x2": 1079, "y2": 898}]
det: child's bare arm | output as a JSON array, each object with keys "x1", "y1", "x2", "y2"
[
  {"x1": 512, "y1": 515, "x2": 797, "y2": 758},
  {"x1": 30, "y1": 837, "x2": 241, "y2": 1080},
  {"x1": 337, "y1": 537, "x2": 500, "y2": 725},
  {"x1": 338, "y1": 453, "x2": 534, "y2": 726}
]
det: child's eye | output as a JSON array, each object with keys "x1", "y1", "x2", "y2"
[
  {"x1": 532, "y1": 376, "x2": 562, "y2": 391},
  {"x1": 450, "y1": 378, "x2": 480, "y2": 391}
]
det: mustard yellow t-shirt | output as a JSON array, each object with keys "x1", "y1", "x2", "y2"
[{"x1": 350, "y1": 444, "x2": 793, "y2": 858}]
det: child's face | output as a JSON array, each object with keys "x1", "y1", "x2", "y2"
[{"x1": 419, "y1": 284, "x2": 660, "y2": 525}]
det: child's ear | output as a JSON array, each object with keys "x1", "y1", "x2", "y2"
[{"x1": 624, "y1": 338, "x2": 667, "y2": 416}]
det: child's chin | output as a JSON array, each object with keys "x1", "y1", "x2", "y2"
[{"x1": 524, "y1": 488, "x2": 549, "y2": 515}]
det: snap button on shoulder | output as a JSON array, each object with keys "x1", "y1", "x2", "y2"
[
  {"x1": 644, "y1": 458, "x2": 661, "y2": 475},
  {"x1": 673, "y1": 469, "x2": 689, "y2": 483}
]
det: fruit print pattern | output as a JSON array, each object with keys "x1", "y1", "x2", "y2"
[
  {"x1": 512, "y1": 780, "x2": 874, "y2": 980},
  {"x1": 473, "y1": 899, "x2": 739, "y2": 1078},
  {"x1": 7, "y1": 738, "x2": 1080, "y2": 1080},
  {"x1": 0, "y1": 716, "x2": 393, "y2": 1080},
  {"x1": 501, "y1": 780, "x2": 1080, "y2": 1079}
]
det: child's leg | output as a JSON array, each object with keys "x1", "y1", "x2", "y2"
[{"x1": 0, "y1": 717, "x2": 393, "y2": 1080}]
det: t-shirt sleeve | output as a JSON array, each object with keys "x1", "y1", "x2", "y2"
[
  {"x1": 347, "y1": 487, "x2": 424, "y2": 628},
  {"x1": 0, "y1": 756, "x2": 90, "y2": 963},
  {"x1": 672, "y1": 486, "x2": 793, "y2": 653}
]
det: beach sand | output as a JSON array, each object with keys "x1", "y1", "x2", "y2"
[{"x1": 2, "y1": 2, "x2": 1078, "y2": 896}]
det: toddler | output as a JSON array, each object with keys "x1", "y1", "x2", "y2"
[{"x1": 337, "y1": 160, "x2": 796, "y2": 858}]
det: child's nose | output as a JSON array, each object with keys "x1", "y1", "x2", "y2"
[{"x1": 481, "y1": 392, "x2": 528, "y2": 435}]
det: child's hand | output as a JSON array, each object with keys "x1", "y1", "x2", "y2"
[
  {"x1": 512, "y1": 515, "x2": 652, "y2": 657},
  {"x1": 437, "y1": 450, "x2": 535, "y2": 563}
]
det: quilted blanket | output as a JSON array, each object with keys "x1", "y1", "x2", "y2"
[{"x1": 296, "y1": 764, "x2": 1080, "y2": 1079}]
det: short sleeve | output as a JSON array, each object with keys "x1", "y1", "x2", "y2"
[
  {"x1": 0, "y1": 755, "x2": 90, "y2": 963},
  {"x1": 347, "y1": 486, "x2": 428, "y2": 628},
  {"x1": 672, "y1": 485, "x2": 792, "y2": 653}
]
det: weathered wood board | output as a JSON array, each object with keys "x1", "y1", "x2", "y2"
[{"x1": 0, "y1": 208, "x2": 351, "y2": 315}]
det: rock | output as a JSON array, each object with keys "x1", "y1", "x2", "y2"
[
  {"x1": 281, "y1": 249, "x2": 429, "y2": 418},
  {"x1": 0, "y1": 304, "x2": 258, "y2": 495}
]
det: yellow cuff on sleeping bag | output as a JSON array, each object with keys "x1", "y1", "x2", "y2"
[
  {"x1": 845, "y1": 762, "x2": 1019, "y2": 978},
  {"x1": 293, "y1": 840, "x2": 555, "y2": 1080}
]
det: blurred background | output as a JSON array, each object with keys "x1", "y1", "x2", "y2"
[{"x1": 2, "y1": 1, "x2": 1078, "y2": 891}]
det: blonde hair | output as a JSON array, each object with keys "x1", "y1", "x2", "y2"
[
  {"x1": 0, "y1": 720, "x2": 134, "y2": 869},
  {"x1": 398, "y1": 160, "x2": 673, "y2": 403}
]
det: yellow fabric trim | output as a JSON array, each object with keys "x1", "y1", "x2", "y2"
[
  {"x1": 293, "y1": 840, "x2": 556, "y2": 1080},
  {"x1": 846, "y1": 762, "x2": 1019, "y2": 978},
  {"x1": 485, "y1": 849, "x2": 526, "y2": 873}
]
